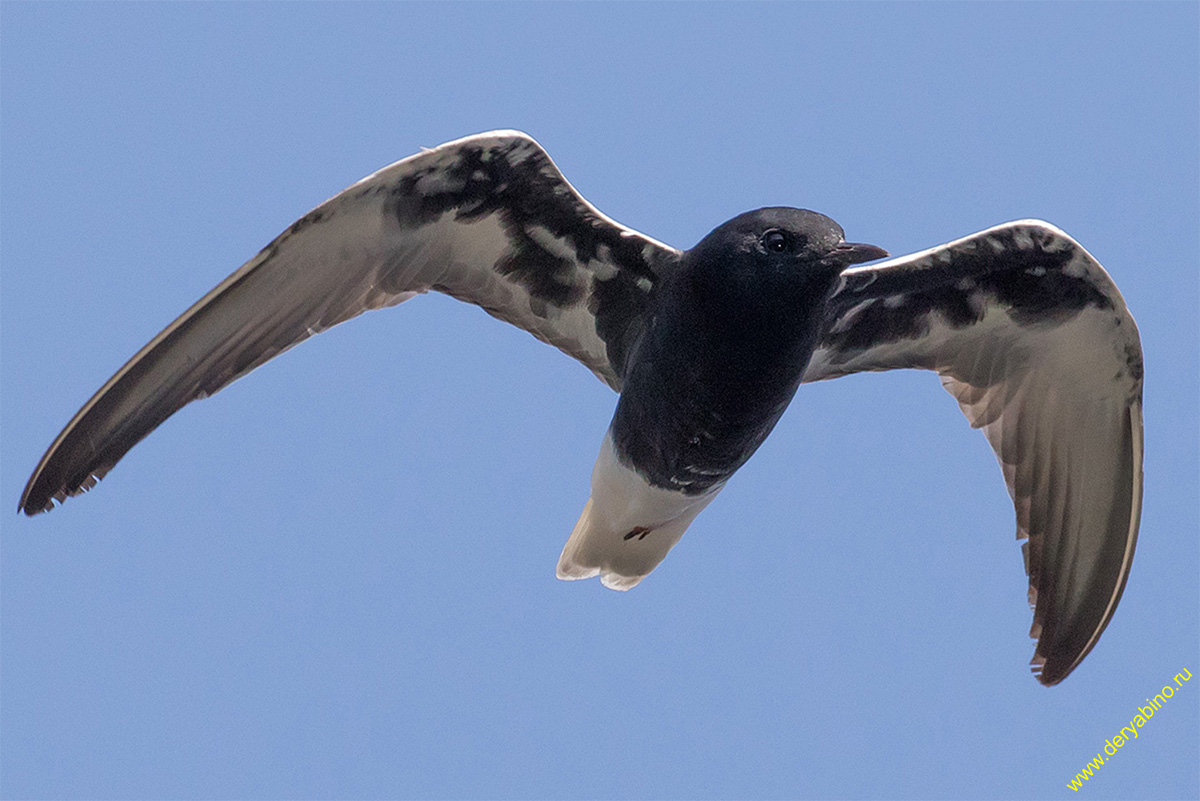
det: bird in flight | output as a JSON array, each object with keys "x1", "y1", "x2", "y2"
[{"x1": 20, "y1": 131, "x2": 1143, "y2": 685}]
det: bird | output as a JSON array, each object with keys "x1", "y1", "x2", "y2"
[{"x1": 19, "y1": 130, "x2": 1143, "y2": 686}]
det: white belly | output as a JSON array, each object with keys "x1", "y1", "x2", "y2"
[{"x1": 556, "y1": 430, "x2": 722, "y2": 590}]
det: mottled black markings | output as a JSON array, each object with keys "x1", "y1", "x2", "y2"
[
  {"x1": 821, "y1": 228, "x2": 1111, "y2": 358},
  {"x1": 590, "y1": 269, "x2": 653, "y2": 377},
  {"x1": 494, "y1": 237, "x2": 584, "y2": 307},
  {"x1": 827, "y1": 284, "x2": 981, "y2": 353},
  {"x1": 251, "y1": 207, "x2": 332, "y2": 265},
  {"x1": 285, "y1": 207, "x2": 328, "y2": 238},
  {"x1": 623, "y1": 526, "x2": 652, "y2": 541},
  {"x1": 1124, "y1": 341, "x2": 1144, "y2": 384},
  {"x1": 387, "y1": 140, "x2": 669, "y2": 379}
]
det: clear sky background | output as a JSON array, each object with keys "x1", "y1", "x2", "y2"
[{"x1": 2, "y1": 4, "x2": 1197, "y2": 799}]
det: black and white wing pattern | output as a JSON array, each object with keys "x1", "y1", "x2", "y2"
[
  {"x1": 20, "y1": 131, "x2": 678, "y2": 515},
  {"x1": 803, "y1": 221, "x2": 1144, "y2": 685}
]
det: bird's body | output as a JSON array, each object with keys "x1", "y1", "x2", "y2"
[
  {"x1": 612, "y1": 209, "x2": 858, "y2": 498},
  {"x1": 20, "y1": 131, "x2": 1143, "y2": 685},
  {"x1": 563, "y1": 209, "x2": 887, "y2": 587}
]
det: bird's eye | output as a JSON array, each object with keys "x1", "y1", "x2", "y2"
[{"x1": 762, "y1": 230, "x2": 789, "y2": 253}]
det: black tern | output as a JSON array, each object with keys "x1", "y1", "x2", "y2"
[{"x1": 20, "y1": 131, "x2": 1143, "y2": 685}]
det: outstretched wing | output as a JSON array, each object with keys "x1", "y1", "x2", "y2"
[
  {"x1": 803, "y1": 221, "x2": 1144, "y2": 685},
  {"x1": 21, "y1": 130, "x2": 678, "y2": 515}
]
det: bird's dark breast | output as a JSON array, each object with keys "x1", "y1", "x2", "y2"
[{"x1": 612, "y1": 279, "x2": 829, "y2": 495}]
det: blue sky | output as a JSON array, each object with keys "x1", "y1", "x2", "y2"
[{"x1": 2, "y1": 3, "x2": 1197, "y2": 799}]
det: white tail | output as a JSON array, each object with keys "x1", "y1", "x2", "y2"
[{"x1": 556, "y1": 432, "x2": 721, "y2": 590}]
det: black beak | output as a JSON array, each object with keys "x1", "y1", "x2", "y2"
[{"x1": 830, "y1": 241, "x2": 890, "y2": 266}]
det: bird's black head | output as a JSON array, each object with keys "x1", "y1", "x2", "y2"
[
  {"x1": 676, "y1": 207, "x2": 888, "y2": 330},
  {"x1": 688, "y1": 207, "x2": 889, "y2": 284}
]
